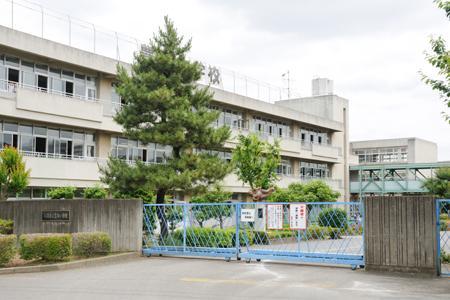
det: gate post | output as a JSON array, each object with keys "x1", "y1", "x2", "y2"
[
  {"x1": 235, "y1": 203, "x2": 241, "y2": 259},
  {"x1": 364, "y1": 196, "x2": 438, "y2": 276}
]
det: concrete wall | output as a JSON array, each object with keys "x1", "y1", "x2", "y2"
[
  {"x1": 0, "y1": 199, "x2": 143, "y2": 252},
  {"x1": 364, "y1": 196, "x2": 437, "y2": 275},
  {"x1": 408, "y1": 138, "x2": 438, "y2": 163}
]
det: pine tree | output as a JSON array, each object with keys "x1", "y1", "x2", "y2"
[{"x1": 100, "y1": 17, "x2": 231, "y2": 236}]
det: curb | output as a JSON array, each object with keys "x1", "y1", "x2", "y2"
[{"x1": 0, "y1": 252, "x2": 140, "y2": 275}]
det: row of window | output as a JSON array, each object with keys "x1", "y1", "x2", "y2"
[
  {"x1": 110, "y1": 136, "x2": 172, "y2": 164},
  {"x1": 8, "y1": 187, "x2": 87, "y2": 200},
  {"x1": 353, "y1": 147, "x2": 408, "y2": 163},
  {"x1": 0, "y1": 54, "x2": 97, "y2": 100},
  {"x1": 210, "y1": 105, "x2": 331, "y2": 144},
  {"x1": 210, "y1": 106, "x2": 245, "y2": 129},
  {"x1": 0, "y1": 121, "x2": 96, "y2": 158},
  {"x1": 253, "y1": 116, "x2": 291, "y2": 138},
  {"x1": 300, "y1": 128, "x2": 330, "y2": 145},
  {"x1": 300, "y1": 162, "x2": 330, "y2": 178},
  {"x1": 109, "y1": 137, "x2": 331, "y2": 179}
]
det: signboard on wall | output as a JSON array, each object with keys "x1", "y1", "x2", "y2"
[
  {"x1": 41, "y1": 210, "x2": 70, "y2": 222},
  {"x1": 267, "y1": 204, "x2": 283, "y2": 229},
  {"x1": 289, "y1": 204, "x2": 307, "y2": 230},
  {"x1": 240, "y1": 209, "x2": 255, "y2": 222}
]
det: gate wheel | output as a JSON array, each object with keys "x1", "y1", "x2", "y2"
[
  {"x1": 351, "y1": 265, "x2": 357, "y2": 271},
  {"x1": 225, "y1": 257, "x2": 231, "y2": 262},
  {"x1": 245, "y1": 258, "x2": 251, "y2": 263},
  {"x1": 256, "y1": 259, "x2": 261, "y2": 262}
]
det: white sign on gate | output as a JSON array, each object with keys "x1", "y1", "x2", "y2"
[
  {"x1": 267, "y1": 204, "x2": 283, "y2": 229},
  {"x1": 240, "y1": 209, "x2": 255, "y2": 222},
  {"x1": 289, "y1": 204, "x2": 307, "y2": 230}
]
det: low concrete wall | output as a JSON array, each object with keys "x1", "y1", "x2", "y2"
[
  {"x1": 364, "y1": 196, "x2": 437, "y2": 275},
  {"x1": 0, "y1": 199, "x2": 143, "y2": 252}
]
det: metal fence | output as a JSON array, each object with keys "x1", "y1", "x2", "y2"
[
  {"x1": 143, "y1": 202, "x2": 364, "y2": 269},
  {"x1": 437, "y1": 199, "x2": 450, "y2": 276},
  {"x1": 0, "y1": 0, "x2": 298, "y2": 103}
]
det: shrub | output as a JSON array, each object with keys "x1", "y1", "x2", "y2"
[
  {"x1": 19, "y1": 234, "x2": 72, "y2": 261},
  {"x1": 48, "y1": 186, "x2": 76, "y2": 199},
  {"x1": 442, "y1": 251, "x2": 450, "y2": 264},
  {"x1": 327, "y1": 227, "x2": 342, "y2": 239},
  {"x1": 72, "y1": 232, "x2": 112, "y2": 257},
  {"x1": 173, "y1": 227, "x2": 235, "y2": 248},
  {"x1": 318, "y1": 208, "x2": 348, "y2": 229},
  {"x1": 83, "y1": 185, "x2": 108, "y2": 199},
  {"x1": 0, "y1": 234, "x2": 16, "y2": 266},
  {"x1": 306, "y1": 225, "x2": 330, "y2": 240},
  {"x1": 0, "y1": 219, "x2": 13, "y2": 234},
  {"x1": 440, "y1": 220, "x2": 448, "y2": 231}
]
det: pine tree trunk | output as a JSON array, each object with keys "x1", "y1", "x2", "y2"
[{"x1": 156, "y1": 189, "x2": 168, "y2": 239}]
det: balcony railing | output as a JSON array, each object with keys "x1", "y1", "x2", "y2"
[{"x1": 0, "y1": 79, "x2": 121, "y2": 116}]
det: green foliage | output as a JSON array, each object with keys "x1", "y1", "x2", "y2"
[
  {"x1": 72, "y1": 232, "x2": 112, "y2": 257},
  {"x1": 191, "y1": 186, "x2": 232, "y2": 228},
  {"x1": 421, "y1": 0, "x2": 450, "y2": 123},
  {"x1": 83, "y1": 185, "x2": 108, "y2": 199},
  {"x1": 174, "y1": 227, "x2": 235, "y2": 248},
  {"x1": 166, "y1": 206, "x2": 183, "y2": 232},
  {"x1": 268, "y1": 181, "x2": 340, "y2": 202},
  {"x1": 0, "y1": 219, "x2": 13, "y2": 234},
  {"x1": 19, "y1": 234, "x2": 72, "y2": 262},
  {"x1": 442, "y1": 250, "x2": 450, "y2": 264},
  {"x1": 318, "y1": 208, "x2": 348, "y2": 229},
  {"x1": 232, "y1": 134, "x2": 280, "y2": 199},
  {"x1": 306, "y1": 225, "x2": 330, "y2": 240},
  {"x1": 47, "y1": 186, "x2": 76, "y2": 199},
  {"x1": 422, "y1": 167, "x2": 450, "y2": 198},
  {"x1": 0, "y1": 147, "x2": 30, "y2": 201},
  {"x1": 101, "y1": 17, "x2": 231, "y2": 202},
  {"x1": 0, "y1": 234, "x2": 16, "y2": 266}
]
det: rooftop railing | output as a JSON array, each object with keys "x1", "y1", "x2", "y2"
[{"x1": 0, "y1": 0, "x2": 300, "y2": 103}]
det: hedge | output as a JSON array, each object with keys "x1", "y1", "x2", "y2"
[
  {"x1": 19, "y1": 234, "x2": 72, "y2": 261},
  {"x1": 0, "y1": 234, "x2": 16, "y2": 266},
  {"x1": 72, "y1": 232, "x2": 112, "y2": 257},
  {"x1": 168, "y1": 226, "x2": 337, "y2": 248},
  {"x1": 0, "y1": 219, "x2": 13, "y2": 235}
]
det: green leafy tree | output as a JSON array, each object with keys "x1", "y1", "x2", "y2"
[
  {"x1": 232, "y1": 134, "x2": 280, "y2": 201},
  {"x1": 48, "y1": 186, "x2": 76, "y2": 200},
  {"x1": 191, "y1": 186, "x2": 232, "y2": 229},
  {"x1": 83, "y1": 185, "x2": 108, "y2": 199},
  {"x1": 421, "y1": 0, "x2": 450, "y2": 123},
  {"x1": 166, "y1": 206, "x2": 183, "y2": 232},
  {"x1": 0, "y1": 147, "x2": 30, "y2": 201},
  {"x1": 268, "y1": 181, "x2": 340, "y2": 202},
  {"x1": 423, "y1": 167, "x2": 450, "y2": 198},
  {"x1": 100, "y1": 17, "x2": 231, "y2": 237}
]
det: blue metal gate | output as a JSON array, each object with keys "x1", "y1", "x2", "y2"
[
  {"x1": 143, "y1": 202, "x2": 364, "y2": 269},
  {"x1": 437, "y1": 199, "x2": 450, "y2": 276}
]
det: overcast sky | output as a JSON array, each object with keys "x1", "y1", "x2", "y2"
[{"x1": 5, "y1": 0, "x2": 450, "y2": 160}]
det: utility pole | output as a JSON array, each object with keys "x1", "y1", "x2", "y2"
[{"x1": 282, "y1": 70, "x2": 290, "y2": 98}]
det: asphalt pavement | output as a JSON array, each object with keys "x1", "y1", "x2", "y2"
[{"x1": 0, "y1": 256, "x2": 449, "y2": 300}]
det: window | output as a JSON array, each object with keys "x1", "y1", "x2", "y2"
[
  {"x1": 65, "y1": 81, "x2": 74, "y2": 96},
  {"x1": 37, "y1": 74, "x2": 48, "y2": 91},
  {"x1": 22, "y1": 71, "x2": 35, "y2": 86},
  {"x1": 8, "y1": 68, "x2": 19, "y2": 83},
  {"x1": 34, "y1": 136, "x2": 46, "y2": 154},
  {"x1": 20, "y1": 135, "x2": 33, "y2": 152}
]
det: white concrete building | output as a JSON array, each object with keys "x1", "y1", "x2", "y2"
[{"x1": 0, "y1": 25, "x2": 350, "y2": 200}]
